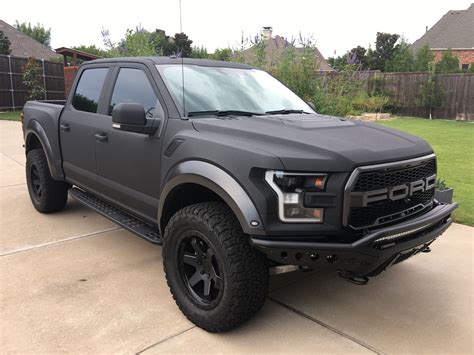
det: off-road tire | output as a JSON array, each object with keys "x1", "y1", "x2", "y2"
[
  {"x1": 26, "y1": 148, "x2": 70, "y2": 213},
  {"x1": 163, "y1": 201, "x2": 269, "y2": 332}
]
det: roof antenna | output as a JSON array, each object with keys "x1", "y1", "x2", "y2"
[{"x1": 179, "y1": 0, "x2": 186, "y2": 117}]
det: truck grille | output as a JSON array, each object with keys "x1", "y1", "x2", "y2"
[{"x1": 344, "y1": 156, "x2": 436, "y2": 230}]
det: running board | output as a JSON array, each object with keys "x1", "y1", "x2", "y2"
[{"x1": 69, "y1": 187, "x2": 162, "y2": 245}]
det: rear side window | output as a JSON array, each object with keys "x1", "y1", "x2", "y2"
[
  {"x1": 109, "y1": 68, "x2": 158, "y2": 116},
  {"x1": 72, "y1": 68, "x2": 108, "y2": 113}
]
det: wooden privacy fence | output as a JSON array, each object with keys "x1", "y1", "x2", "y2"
[
  {"x1": 0, "y1": 55, "x2": 65, "y2": 111},
  {"x1": 367, "y1": 72, "x2": 474, "y2": 120}
]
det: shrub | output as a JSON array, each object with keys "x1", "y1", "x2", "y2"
[{"x1": 22, "y1": 57, "x2": 45, "y2": 100}]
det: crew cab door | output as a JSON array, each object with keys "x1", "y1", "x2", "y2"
[
  {"x1": 93, "y1": 65, "x2": 164, "y2": 222},
  {"x1": 59, "y1": 66, "x2": 111, "y2": 191}
]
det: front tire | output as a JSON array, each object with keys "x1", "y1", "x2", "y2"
[
  {"x1": 26, "y1": 149, "x2": 70, "y2": 213},
  {"x1": 163, "y1": 202, "x2": 269, "y2": 332}
]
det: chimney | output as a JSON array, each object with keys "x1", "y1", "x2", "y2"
[
  {"x1": 261, "y1": 26, "x2": 273, "y2": 40},
  {"x1": 426, "y1": 25, "x2": 429, "y2": 33}
]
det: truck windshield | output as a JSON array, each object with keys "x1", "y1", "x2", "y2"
[{"x1": 156, "y1": 64, "x2": 314, "y2": 116}]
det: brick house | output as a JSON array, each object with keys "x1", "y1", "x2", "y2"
[{"x1": 411, "y1": 4, "x2": 474, "y2": 70}]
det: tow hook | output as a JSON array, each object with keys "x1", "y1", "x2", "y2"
[
  {"x1": 338, "y1": 271, "x2": 370, "y2": 285},
  {"x1": 421, "y1": 246, "x2": 432, "y2": 253}
]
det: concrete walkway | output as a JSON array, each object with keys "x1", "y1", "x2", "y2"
[{"x1": 1, "y1": 120, "x2": 472, "y2": 354}]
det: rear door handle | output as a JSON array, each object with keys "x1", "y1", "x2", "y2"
[
  {"x1": 95, "y1": 132, "x2": 108, "y2": 143},
  {"x1": 60, "y1": 123, "x2": 70, "y2": 132}
]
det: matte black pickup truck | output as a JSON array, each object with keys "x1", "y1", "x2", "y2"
[{"x1": 22, "y1": 57, "x2": 457, "y2": 332}]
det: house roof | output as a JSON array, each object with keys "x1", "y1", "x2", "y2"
[
  {"x1": 411, "y1": 4, "x2": 474, "y2": 52},
  {"x1": 0, "y1": 20, "x2": 59, "y2": 60},
  {"x1": 242, "y1": 35, "x2": 334, "y2": 71}
]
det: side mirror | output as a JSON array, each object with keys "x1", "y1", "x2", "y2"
[
  {"x1": 307, "y1": 101, "x2": 316, "y2": 111},
  {"x1": 112, "y1": 103, "x2": 156, "y2": 134}
]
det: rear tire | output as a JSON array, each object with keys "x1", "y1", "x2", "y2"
[
  {"x1": 26, "y1": 148, "x2": 70, "y2": 213},
  {"x1": 163, "y1": 201, "x2": 269, "y2": 332}
]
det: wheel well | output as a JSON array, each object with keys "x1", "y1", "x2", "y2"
[
  {"x1": 160, "y1": 183, "x2": 226, "y2": 233},
  {"x1": 26, "y1": 133, "x2": 42, "y2": 153}
]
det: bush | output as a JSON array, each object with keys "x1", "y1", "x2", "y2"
[{"x1": 22, "y1": 57, "x2": 45, "y2": 100}]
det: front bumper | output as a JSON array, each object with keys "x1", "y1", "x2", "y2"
[{"x1": 251, "y1": 202, "x2": 457, "y2": 278}]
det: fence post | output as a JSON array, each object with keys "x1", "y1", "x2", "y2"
[
  {"x1": 8, "y1": 55, "x2": 15, "y2": 110},
  {"x1": 41, "y1": 59, "x2": 47, "y2": 100}
]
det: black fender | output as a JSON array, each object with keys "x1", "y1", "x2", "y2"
[
  {"x1": 159, "y1": 161, "x2": 265, "y2": 235},
  {"x1": 24, "y1": 120, "x2": 64, "y2": 180}
]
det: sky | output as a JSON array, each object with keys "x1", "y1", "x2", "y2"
[{"x1": 3, "y1": 0, "x2": 473, "y2": 58}]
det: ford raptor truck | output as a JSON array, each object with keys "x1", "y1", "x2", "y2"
[{"x1": 22, "y1": 57, "x2": 457, "y2": 332}]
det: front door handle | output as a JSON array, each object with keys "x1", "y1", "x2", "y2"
[
  {"x1": 60, "y1": 123, "x2": 70, "y2": 132},
  {"x1": 95, "y1": 132, "x2": 108, "y2": 143}
]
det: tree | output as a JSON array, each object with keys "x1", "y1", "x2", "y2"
[
  {"x1": 0, "y1": 30, "x2": 11, "y2": 55},
  {"x1": 419, "y1": 62, "x2": 443, "y2": 119},
  {"x1": 173, "y1": 32, "x2": 193, "y2": 57},
  {"x1": 22, "y1": 57, "x2": 45, "y2": 100},
  {"x1": 371, "y1": 32, "x2": 400, "y2": 71},
  {"x1": 149, "y1": 29, "x2": 175, "y2": 56},
  {"x1": 414, "y1": 44, "x2": 434, "y2": 71},
  {"x1": 210, "y1": 48, "x2": 232, "y2": 61},
  {"x1": 120, "y1": 28, "x2": 156, "y2": 56},
  {"x1": 191, "y1": 46, "x2": 209, "y2": 59},
  {"x1": 72, "y1": 45, "x2": 109, "y2": 57},
  {"x1": 15, "y1": 21, "x2": 51, "y2": 47},
  {"x1": 385, "y1": 38, "x2": 415, "y2": 72},
  {"x1": 435, "y1": 49, "x2": 460, "y2": 73}
]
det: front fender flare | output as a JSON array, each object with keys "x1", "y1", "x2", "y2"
[{"x1": 159, "y1": 161, "x2": 264, "y2": 235}]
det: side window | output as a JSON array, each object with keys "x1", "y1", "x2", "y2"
[
  {"x1": 109, "y1": 68, "x2": 158, "y2": 117},
  {"x1": 72, "y1": 68, "x2": 108, "y2": 113}
]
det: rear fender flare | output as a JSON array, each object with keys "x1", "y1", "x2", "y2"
[{"x1": 24, "y1": 120, "x2": 63, "y2": 180}]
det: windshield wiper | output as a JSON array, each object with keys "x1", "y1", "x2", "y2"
[
  {"x1": 187, "y1": 110, "x2": 263, "y2": 117},
  {"x1": 265, "y1": 109, "x2": 311, "y2": 115}
]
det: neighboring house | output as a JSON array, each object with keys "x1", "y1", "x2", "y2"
[
  {"x1": 0, "y1": 20, "x2": 59, "y2": 60},
  {"x1": 411, "y1": 4, "x2": 474, "y2": 70},
  {"x1": 241, "y1": 27, "x2": 333, "y2": 72}
]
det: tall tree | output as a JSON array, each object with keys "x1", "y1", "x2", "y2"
[
  {"x1": 15, "y1": 21, "x2": 51, "y2": 47},
  {"x1": 385, "y1": 38, "x2": 415, "y2": 72},
  {"x1": 372, "y1": 32, "x2": 400, "y2": 71},
  {"x1": 0, "y1": 30, "x2": 11, "y2": 55},
  {"x1": 414, "y1": 44, "x2": 435, "y2": 72},
  {"x1": 173, "y1": 32, "x2": 193, "y2": 57},
  {"x1": 435, "y1": 49, "x2": 460, "y2": 73}
]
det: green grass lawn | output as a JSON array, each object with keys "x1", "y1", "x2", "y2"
[
  {"x1": 0, "y1": 111, "x2": 21, "y2": 121},
  {"x1": 376, "y1": 117, "x2": 473, "y2": 226}
]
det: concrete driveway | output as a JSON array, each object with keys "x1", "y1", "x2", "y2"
[{"x1": 1, "y1": 120, "x2": 473, "y2": 354}]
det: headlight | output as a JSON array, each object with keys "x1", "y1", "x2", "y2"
[{"x1": 265, "y1": 170, "x2": 327, "y2": 223}]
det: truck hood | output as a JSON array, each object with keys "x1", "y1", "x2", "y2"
[{"x1": 192, "y1": 113, "x2": 433, "y2": 172}]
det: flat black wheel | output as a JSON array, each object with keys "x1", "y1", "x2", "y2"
[
  {"x1": 163, "y1": 202, "x2": 269, "y2": 332},
  {"x1": 178, "y1": 231, "x2": 224, "y2": 307},
  {"x1": 26, "y1": 149, "x2": 70, "y2": 213}
]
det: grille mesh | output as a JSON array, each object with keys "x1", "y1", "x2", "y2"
[
  {"x1": 353, "y1": 159, "x2": 436, "y2": 192},
  {"x1": 349, "y1": 158, "x2": 436, "y2": 229}
]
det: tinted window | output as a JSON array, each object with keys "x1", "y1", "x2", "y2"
[
  {"x1": 109, "y1": 68, "x2": 158, "y2": 117},
  {"x1": 72, "y1": 68, "x2": 108, "y2": 113}
]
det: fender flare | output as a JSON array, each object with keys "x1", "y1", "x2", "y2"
[
  {"x1": 159, "y1": 161, "x2": 264, "y2": 235},
  {"x1": 24, "y1": 121, "x2": 63, "y2": 180}
]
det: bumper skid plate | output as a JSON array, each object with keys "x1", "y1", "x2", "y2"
[{"x1": 251, "y1": 202, "x2": 457, "y2": 279}]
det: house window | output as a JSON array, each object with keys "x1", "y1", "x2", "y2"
[{"x1": 461, "y1": 63, "x2": 470, "y2": 70}]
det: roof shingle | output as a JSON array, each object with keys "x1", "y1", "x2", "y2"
[
  {"x1": 411, "y1": 4, "x2": 474, "y2": 52},
  {"x1": 0, "y1": 20, "x2": 59, "y2": 60}
]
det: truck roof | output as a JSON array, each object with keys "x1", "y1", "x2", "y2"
[{"x1": 86, "y1": 56, "x2": 254, "y2": 69}]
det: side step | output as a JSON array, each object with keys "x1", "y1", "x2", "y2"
[{"x1": 69, "y1": 187, "x2": 162, "y2": 245}]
